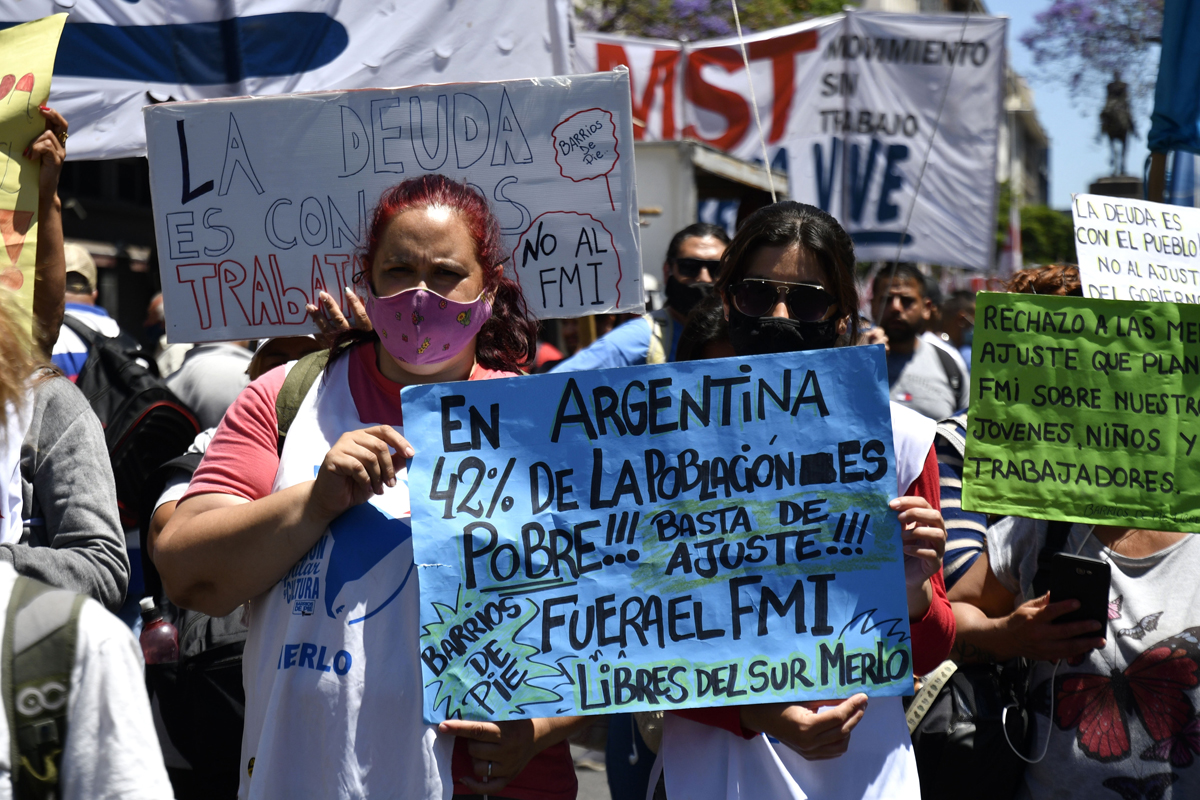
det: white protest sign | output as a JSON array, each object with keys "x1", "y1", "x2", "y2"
[
  {"x1": 145, "y1": 72, "x2": 643, "y2": 343},
  {"x1": 1072, "y1": 193, "x2": 1200, "y2": 304}
]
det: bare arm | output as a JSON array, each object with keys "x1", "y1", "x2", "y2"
[
  {"x1": 155, "y1": 425, "x2": 411, "y2": 616},
  {"x1": 949, "y1": 601, "x2": 1012, "y2": 664},
  {"x1": 947, "y1": 553, "x2": 1104, "y2": 664},
  {"x1": 145, "y1": 501, "x2": 176, "y2": 564},
  {"x1": 154, "y1": 487, "x2": 325, "y2": 616},
  {"x1": 29, "y1": 107, "x2": 67, "y2": 355},
  {"x1": 893, "y1": 496, "x2": 945, "y2": 620}
]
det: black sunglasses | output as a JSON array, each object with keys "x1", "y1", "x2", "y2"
[
  {"x1": 729, "y1": 279, "x2": 836, "y2": 322},
  {"x1": 673, "y1": 257, "x2": 723, "y2": 280},
  {"x1": 875, "y1": 292, "x2": 918, "y2": 310}
]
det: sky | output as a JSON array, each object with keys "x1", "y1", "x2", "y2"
[{"x1": 985, "y1": 0, "x2": 1154, "y2": 209}]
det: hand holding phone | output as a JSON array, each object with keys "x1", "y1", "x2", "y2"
[{"x1": 1049, "y1": 553, "x2": 1111, "y2": 638}]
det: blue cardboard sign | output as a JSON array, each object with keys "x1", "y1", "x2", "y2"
[{"x1": 401, "y1": 346, "x2": 913, "y2": 722}]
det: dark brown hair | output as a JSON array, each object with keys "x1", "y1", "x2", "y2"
[
  {"x1": 1006, "y1": 263, "x2": 1082, "y2": 296},
  {"x1": 337, "y1": 174, "x2": 538, "y2": 372},
  {"x1": 666, "y1": 222, "x2": 731, "y2": 264},
  {"x1": 714, "y1": 202, "x2": 859, "y2": 345}
]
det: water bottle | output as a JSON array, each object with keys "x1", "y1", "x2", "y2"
[{"x1": 138, "y1": 597, "x2": 179, "y2": 664}]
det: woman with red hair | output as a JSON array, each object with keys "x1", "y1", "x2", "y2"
[{"x1": 154, "y1": 176, "x2": 585, "y2": 799}]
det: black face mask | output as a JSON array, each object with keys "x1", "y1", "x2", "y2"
[
  {"x1": 665, "y1": 275, "x2": 712, "y2": 316},
  {"x1": 728, "y1": 309, "x2": 840, "y2": 356}
]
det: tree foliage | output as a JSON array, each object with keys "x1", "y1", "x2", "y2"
[
  {"x1": 1019, "y1": 0, "x2": 1163, "y2": 118},
  {"x1": 996, "y1": 182, "x2": 1077, "y2": 266},
  {"x1": 576, "y1": 0, "x2": 849, "y2": 40},
  {"x1": 1021, "y1": 205, "x2": 1078, "y2": 266}
]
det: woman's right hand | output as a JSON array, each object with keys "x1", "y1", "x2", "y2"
[
  {"x1": 26, "y1": 105, "x2": 67, "y2": 203},
  {"x1": 307, "y1": 287, "x2": 373, "y2": 348},
  {"x1": 860, "y1": 326, "x2": 888, "y2": 351},
  {"x1": 308, "y1": 426, "x2": 413, "y2": 522},
  {"x1": 1001, "y1": 593, "x2": 1105, "y2": 662},
  {"x1": 739, "y1": 695, "x2": 868, "y2": 760}
]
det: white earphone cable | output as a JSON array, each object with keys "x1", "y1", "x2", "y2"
[{"x1": 1003, "y1": 659, "x2": 1060, "y2": 764}]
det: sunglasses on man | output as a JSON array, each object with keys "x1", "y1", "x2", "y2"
[
  {"x1": 728, "y1": 279, "x2": 836, "y2": 321},
  {"x1": 873, "y1": 292, "x2": 920, "y2": 310},
  {"x1": 673, "y1": 257, "x2": 723, "y2": 280}
]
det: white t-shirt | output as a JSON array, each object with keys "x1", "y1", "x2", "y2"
[
  {"x1": 989, "y1": 518, "x2": 1200, "y2": 800},
  {"x1": 921, "y1": 331, "x2": 968, "y2": 374},
  {"x1": 654, "y1": 403, "x2": 935, "y2": 800},
  {"x1": 238, "y1": 355, "x2": 453, "y2": 800},
  {"x1": 0, "y1": 562, "x2": 172, "y2": 800}
]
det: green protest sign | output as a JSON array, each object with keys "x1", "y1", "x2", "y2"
[{"x1": 962, "y1": 292, "x2": 1200, "y2": 531}]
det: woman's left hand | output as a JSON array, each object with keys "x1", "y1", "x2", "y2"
[
  {"x1": 440, "y1": 717, "x2": 555, "y2": 794},
  {"x1": 891, "y1": 496, "x2": 946, "y2": 587},
  {"x1": 891, "y1": 496, "x2": 945, "y2": 620}
]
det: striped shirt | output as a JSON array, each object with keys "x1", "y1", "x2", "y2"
[{"x1": 935, "y1": 413, "x2": 988, "y2": 590}]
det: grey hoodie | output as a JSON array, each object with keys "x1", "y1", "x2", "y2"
[{"x1": 18, "y1": 373, "x2": 129, "y2": 609}]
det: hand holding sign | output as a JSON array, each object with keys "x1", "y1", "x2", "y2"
[
  {"x1": 552, "y1": 108, "x2": 619, "y2": 210},
  {"x1": 0, "y1": 15, "x2": 66, "y2": 310}
]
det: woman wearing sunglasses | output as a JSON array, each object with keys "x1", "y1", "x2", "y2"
[{"x1": 651, "y1": 202, "x2": 953, "y2": 800}]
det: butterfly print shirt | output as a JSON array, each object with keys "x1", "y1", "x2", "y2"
[{"x1": 989, "y1": 517, "x2": 1200, "y2": 800}]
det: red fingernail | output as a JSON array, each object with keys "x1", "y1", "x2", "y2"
[{"x1": 39, "y1": 105, "x2": 48, "y2": 110}]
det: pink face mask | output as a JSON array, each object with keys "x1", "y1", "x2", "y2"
[{"x1": 366, "y1": 286, "x2": 493, "y2": 365}]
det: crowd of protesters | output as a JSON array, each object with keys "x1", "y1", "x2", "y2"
[{"x1": 1, "y1": 102, "x2": 1192, "y2": 800}]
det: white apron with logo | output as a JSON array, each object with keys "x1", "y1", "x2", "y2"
[
  {"x1": 238, "y1": 354, "x2": 453, "y2": 799},
  {"x1": 654, "y1": 403, "x2": 935, "y2": 800}
]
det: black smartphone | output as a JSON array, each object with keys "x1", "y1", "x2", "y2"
[{"x1": 1048, "y1": 553, "x2": 1111, "y2": 636}]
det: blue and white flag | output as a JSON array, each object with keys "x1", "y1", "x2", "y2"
[{"x1": 0, "y1": 0, "x2": 571, "y2": 159}]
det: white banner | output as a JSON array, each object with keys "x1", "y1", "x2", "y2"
[
  {"x1": 145, "y1": 72, "x2": 643, "y2": 343},
  {"x1": 1072, "y1": 193, "x2": 1200, "y2": 303},
  {"x1": 575, "y1": 11, "x2": 1006, "y2": 269},
  {"x1": 0, "y1": 0, "x2": 571, "y2": 160},
  {"x1": 786, "y1": 12, "x2": 1005, "y2": 269}
]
